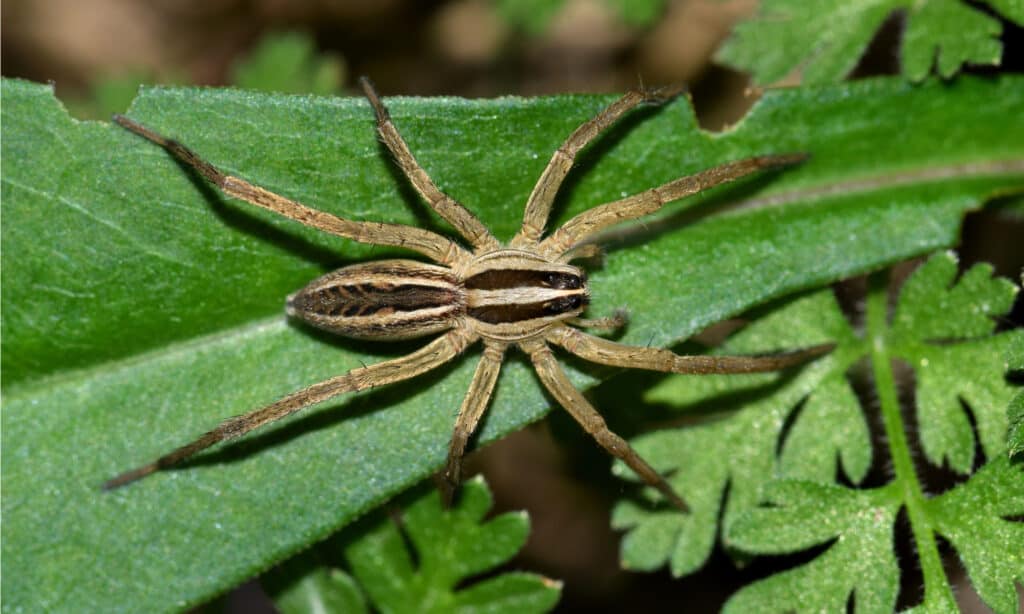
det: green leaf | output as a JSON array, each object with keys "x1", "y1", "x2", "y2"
[
  {"x1": 340, "y1": 478, "x2": 560, "y2": 613},
  {"x1": 492, "y1": 0, "x2": 667, "y2": 32},
  {"x1": 925, "y1": 457, "x2": 1024, "y2": 614},
  {"x1": 3, "y1": 75, "x2": 1023, "y2": 613},
  {"x1": 724, "y1": 482, "x2": 900, "y2": 613},
  {"x1": 604, "y1": 0, "x2": 667, "y2": 27},
  {"x1": 614, "y1": 289, "x2": 865, "y2": 576},
  {"x1": 716, "y1": 0, "x2": 1023, "y2": 85},
  {"x1": 267, "y1": 564, "x2": 368, "y2": 614},
  {"x1": 492, "y1": 0, "x2": 567, "y2": 34},
  {"x1": 230, "y1": 32, "x2": 346, "y2": 96},
  {"x1": 891, "y1": 253, "x2": 1019, "y2": 471},
  {"x1": 616, "y1": 254, "x2": 1022, "y2": 611},
  {"x1": 902, "y1": 0, "x2": 1003, "y2": 80}
]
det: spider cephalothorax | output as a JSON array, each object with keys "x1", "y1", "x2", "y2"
[{"x1": 106, "y1": 78, "x2": 828, "y2": 511}]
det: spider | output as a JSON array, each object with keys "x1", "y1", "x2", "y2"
[{"x1": 105, "y1": 77, "x2": 829, "y2": 511}]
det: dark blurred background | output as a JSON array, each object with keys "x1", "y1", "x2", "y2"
[{"x1": 4, "y1": 1, "x2": 1021, "y2": 612}]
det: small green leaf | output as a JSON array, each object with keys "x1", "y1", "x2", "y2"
[
  {"x1": 724, "y1": 482, "x2": 900, "y2": 614},
  {"x1": 891, "y1": 252, "x2": 1016, "y2": 342},
  {"x1": 902, "y1": 0, "x2": 1003, "y2": 80},
  {"x1": 230, "y1": 32, "x2": 346, "y2": 96},
  {"x1": 604, "y1": 0, "x2": 667, "y2": 27},
  {"x1": 926, "y1": 457, "x2": 1024, "y2": 614},
  {"x1": 492, "y1": 0, "x2": 566, "y2": 34},
  {"x1": 341, "y1": 478, "x2": 560, "y2": 613},
  {"x1": 891, "y1": 253, "x2": 1020, "y2": 471},
  {"x1": 268, "y1": 565, "x2": 368, "y2": 614},
  {"x1": 716, "y1": 0, "x2": 1023, "y2": 85}
]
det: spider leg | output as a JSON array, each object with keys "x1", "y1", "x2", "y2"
[
  {"x1": 104, "y1": 329, "x2": 475, "y2": 490},
  {"x1": 441, "y1": 342, "x2": 506, "y2": 506},
  {"x1": 522, "y1": 339, "x2": 689, "y2": 512},
  {"x1": 359, "y1": 77, "x2": 500, "y2": 252},
  {"x1": 113, "y1": 114, "x2": 467, "y2": 266},
  {"x1": 540, "y1": 154, "x2": 807, "y2": 257},
  {"x1": 512, "y1": 85, "x2": 685, "y2": 247},
  {"x1": 547, "y1": 326, "x2": 834, "y2": 374},
  {"x1": 557, "y1": 243, "x2": 604, "y2": 264},
  {"x1": 567, "y1": 309, "x2": 627, "y2": 331}
]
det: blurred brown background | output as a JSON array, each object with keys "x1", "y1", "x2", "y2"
[{"x1": 4, "y1": 1, "x2": 1021, "y2": 612}]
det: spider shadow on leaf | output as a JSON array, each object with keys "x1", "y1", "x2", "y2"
[
  {"x1": 599, "y1": 168, "x2": 801, "y2": 255},
  {"x1": 544, "y1": 99, "x2": 671, "y2": 236},
  {"x1": 176, "y1": 338, "x2": 473, "y2": 471},
  {"x1": 176, "y1": 157, "x2": 351, "y2": 272}
]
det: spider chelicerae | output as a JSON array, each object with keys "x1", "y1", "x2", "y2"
[{"x1": 105, "y1": 78, "x2": 829, "y2": 511}]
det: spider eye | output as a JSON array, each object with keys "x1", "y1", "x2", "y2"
[
  {"x1": 544, "y1": 295, "x2": 584, "y2": 315},
  {"x1": 545, "y1": 272, "x2": 582, "y2": 289}
]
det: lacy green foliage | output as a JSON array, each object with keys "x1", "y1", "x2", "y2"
[
  {"x1": 725, "y1": 482, "x2": 900, "y2": 613},
  {"x1": 890, "y1": 256, "x2": 1018, "y2": 470},
  {"x1": 3, "y1": 75, "x2": 1023, "y2": 613},
  {"x1": 716, "y1": 0, "x2": 1024, "y2": 85},
  {"x1": 1009, "y1": 331, "x2": 1024, "y2": 457},
  {"x1": 270, "y1": 564, "x2": 368, "y2": 614},
  {"x1": 266, "y1": 479, "x2": 558, "y2": 614},
  {"x1": 230, "y1": 32, "x2": 346, "y2": 96},
  {"x1": 613, "y1": 253, "x2": 1023, "y2": 612}
]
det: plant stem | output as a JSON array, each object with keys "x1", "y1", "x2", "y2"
[{"x1": 865, "y1": 273, "x2": 952, "y2": 606}]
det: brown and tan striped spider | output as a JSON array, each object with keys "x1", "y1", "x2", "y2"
[{"x1": 105, "y1": 78, "x2": 828, "y2": 511}]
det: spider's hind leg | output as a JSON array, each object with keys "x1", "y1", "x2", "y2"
[
  {"x1": 104, "y1": 330, "x2": 474, "y2": 490},
  {"x1": 440, "y1": 343, "x2": 506, "y2": 507},
  {"x1": 523, "y1": 339, "x2": 689, "y2": 512}
]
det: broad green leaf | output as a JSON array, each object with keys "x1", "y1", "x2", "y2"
[
  {"x1": 716, "y1": 0, "x2": 1023, "y2": 85},
  {"x1": 3, "y1": 75, "x2": 1023, "y2": 613},
  {"x1": 230, "y1": 32, "x2": 346, "y2": 96},
  {"x1": 340, "y1": 478, "x2": 560, "y2": 613},
  {"x1": 616, "y1": 254, "x2": 1022, "y2": 611}
]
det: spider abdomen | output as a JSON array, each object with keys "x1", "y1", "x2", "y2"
[{"x1": 287, "y1": 260, "x2": 464, "y2": 340}]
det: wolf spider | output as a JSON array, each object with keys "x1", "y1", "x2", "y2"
[{"x1": 106, "y1": 78, "x2": 827, "y2": 511}]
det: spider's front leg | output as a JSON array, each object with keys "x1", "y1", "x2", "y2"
[
  {"x1": 540, "y1": 154, "x2": 807, "y2": 258},
  {"x1": 359, "y1": 77, "x2": 500, "y2": 253},
  {"x1": 512, "y1": 85, "x2": 685, "y2": 247},
  {"x1": 547, "y1": 325, "x2": 834, "y2": 374}
]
